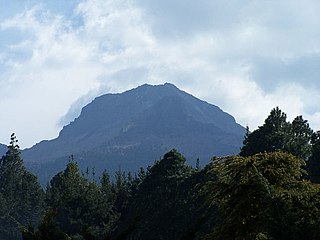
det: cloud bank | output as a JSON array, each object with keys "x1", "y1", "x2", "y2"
[{"x1": 0, "y1": 0, "x2": 320, "y2": 148}]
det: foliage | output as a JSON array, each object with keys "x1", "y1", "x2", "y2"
[
  {"x1": 288, "y1": 115, "x2": 313, "y2": 159},
  {"x1": 240, "y1": 107, "x2": 291, "y2": 156},
  {"x1": 308, "y1": 131, "x2": 320, "y2": 183},
  {"x1": 22, "y1": 209, "x2": 68, "y2": 240},
  {"x1": 112, "y1": 149, "x2": 217, "y2": 240},
  {"x1": 43, "y1": 160, "x2": 118, "y2": 239},
  {"x1": 205, "y1": 152, "x2": 320, "y2": 240},
  {"x1": 240, "y1": 107, "x2": 313, "y2": 160},
  {"x1": 16, "y1": 143, "x2": 320, "y2": 240},
  {"x1": 0, "y1": 134, "x2": 44, "y2": 240},
  {"x1": 0, "y1": 123, "x2": 316, "y2": 240}
]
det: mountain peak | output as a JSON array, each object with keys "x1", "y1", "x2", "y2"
[
  {"x1": 137, "y1": 82, "x2": 178, "y2": 89},
  {"x1": 22, "y1": 83, "x2": 246, "y2": 185},
  {"x1": 124, "y1": 82, "x2": 180, "y2": 97}
]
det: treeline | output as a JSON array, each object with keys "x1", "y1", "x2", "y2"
[{"x1": 0, "y1": 107, "x2": 320, "y2": 240}]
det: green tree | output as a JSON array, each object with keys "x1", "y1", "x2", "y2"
[
  {"x1": 240, "y1": 107, "x2": 291, "y2": 157},
  {"x1": 112, "y1": 149, "x2": 195, "y2": 239},
  {"x1": 22, "y1": 209, "x2": 68, "y2": 240},
  {"x1": 287, "y1": 115, "x2": 313, "y2": 159},
  {"x1": 0, "y1": 134, "x2": 44, "y2": 240},
  {"x1": 240, "y1": 108, "x2": 314, "y2": 160},
  {"x1": 112, "y1": 168, "x2": 130, "y2": 215},
  {"x1": 308, "y1": 131, "x2": 320, "y2": 183},
  {"x1": 43, "y1": 159, "x2": 117, "y2": 239},
  {"x1": 205, "y1": 152, "x2": 320, "y2": 240}
]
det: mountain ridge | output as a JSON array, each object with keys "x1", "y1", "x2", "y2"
[{"x1": 22, "y1": 83, "x2": 246, "y2": 184}]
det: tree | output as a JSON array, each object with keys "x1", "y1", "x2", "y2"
[
  {"x1": 240, "y1": 107, "x2": 291, "y2": 156},
  {"x1": 22, "y1": 209, "x2": 68, "y2": 240},
  {"x1": 44, "y1": 159, "x2": 117, "y2": 239},
  {"x1": 0, "y1": 134, "x2": 44, "y2": 240},
  {"x1": 308, "y1": 131, "x2": 320, "y2": 183},
  {"x1": 112, "y1": 149, "x2": 195, "y2": 239},
  {"x1": 112, "y1": 168, "x2": 129, "y2": 215},
  {"x1": 204, "y1": 152, "x2": 320, "y2": 240},
  {"x1": 240, "y1": 108, "x2": 314, "y2": 160},
  {"x1": 287, "y1": 116, "x2": 313, "y2": 159}
]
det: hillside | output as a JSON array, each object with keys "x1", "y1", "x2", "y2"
[
  {"x1": 0, "y1": 143, "x2": 6, "y2": 157},
  {"x1": 22, "y1": 83, "x2": 246, "y2": 185}
]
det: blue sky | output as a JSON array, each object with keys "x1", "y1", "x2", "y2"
[{"x1": 1, "y1": 0, "x2": 320, "y2": 148}]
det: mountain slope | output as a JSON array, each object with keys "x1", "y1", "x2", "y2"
[
  {"x1": 22, "y1": 83, "x2": 246, "y2": 184},
  {"x1": 0, "y1": 143, "x2": 6, "y2": 157}
]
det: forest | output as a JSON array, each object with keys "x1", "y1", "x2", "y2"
[{"x1": 1, "y1": 107, "x2": 320, "y2": 240}]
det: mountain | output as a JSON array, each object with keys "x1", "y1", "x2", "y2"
[
  {"x1": 22, "y1": 83, "x2": 246, "y2": 185},
  {"x1": 0, "y1": 143, "x2": 6, "y2": 157}
]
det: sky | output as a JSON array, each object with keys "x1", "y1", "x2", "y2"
[{"x1": 1, "y1": 0, "x2": 320, "y2": 148}]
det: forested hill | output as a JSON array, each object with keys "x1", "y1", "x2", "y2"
[{"x1": 22, "y1": 83, "x2": 246, "y2": 185}]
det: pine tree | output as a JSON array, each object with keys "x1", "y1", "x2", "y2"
[
  {"x1": 287, "y1": 116, "x2": 313, "y2": 159},
  {"x1": 308, "y1": 131, "x2": 320, "y2": 183},
  {"x1": 44, "y1": 159, "x2": 118, "y2": 239},
  {"x1": 240, "y1": 108, "x2": 313, "y2": 160},
  {"x1": 240, "y1": 107, "x2": 291, "y2": 156},
  {"x1": 0, "y1": 134, "x2": 43, "y2": 240}
]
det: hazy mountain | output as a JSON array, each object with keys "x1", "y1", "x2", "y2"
[
  {"x1": 23, "y1": 83, "x2": 246, "y2": 185},
  {"x1": 0, "y1": 143, "x2": 6, "y2": 157}
]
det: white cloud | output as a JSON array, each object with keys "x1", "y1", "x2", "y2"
[
  {"x1": 0, "y1": 6, "x2": 102, "y2": 147},
  {"x1": 1, "y1": 0, "x2": 320, "y2": 148}
]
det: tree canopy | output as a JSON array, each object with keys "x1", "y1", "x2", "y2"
[
  {"x1": 205, "y1": 151, "x2": 320, "y2": 240},
  {"x1": 0, "y1": 134, "x2": 43, "y2": 240},
  {"x1": 240, "y1": 107, "x2": 313, "y2": 160},
  {"x1": 308, "y1": 131, "x2": 320, "y2": 183}
]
